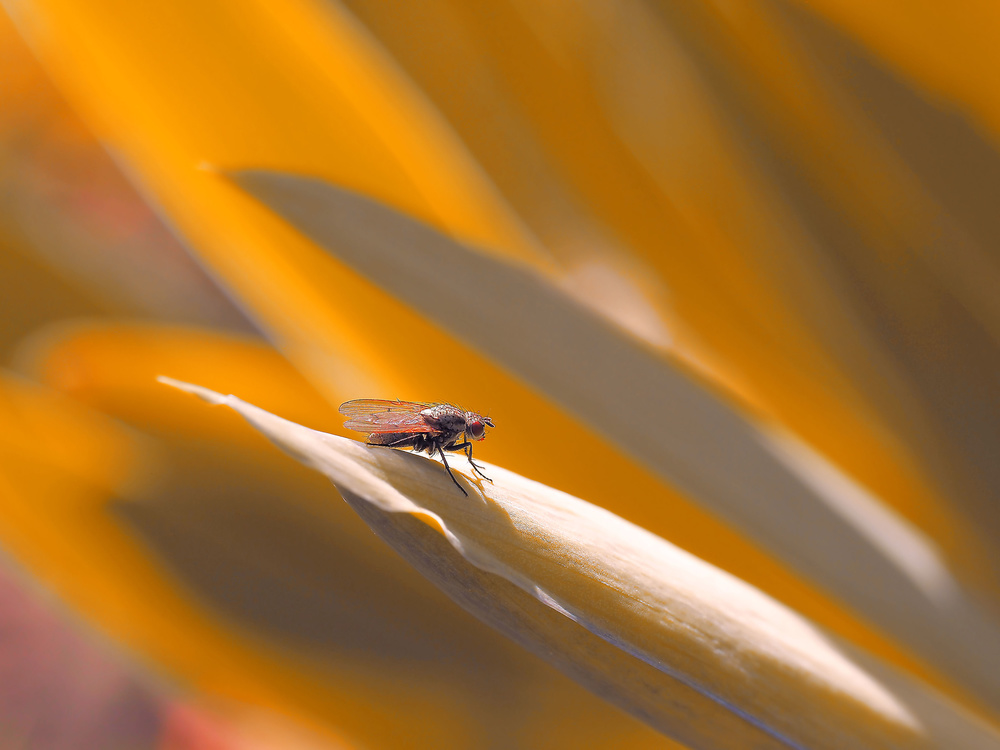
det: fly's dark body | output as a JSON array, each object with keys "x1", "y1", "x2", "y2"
[{"x1": 339, "y1": 399, "x2": 495, "y2": 496}]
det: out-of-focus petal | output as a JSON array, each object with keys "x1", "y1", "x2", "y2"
[
  {"x1": 2, "y1": 0, "x2": 545, "y2": 261},
  {"x1": 637, "y1": 1, "x2": 1000, "y2": 579},
  {"x1": 158, "y1": 701, "x2": 352, "y2": 750},
  {"x1": 15, "y1": 321, "x2": 340, "y2": 444},
  {"x1": 2, "y1": 0, "x2": 557, "y2": 408},
  {"x1": 0, "y1": 11, "x2": 247, "y2": 330},
  {"x1": 162, "y1": 378, "x2": 1000, "y2": 749},
  {"x1": 0, "y1": 562, "x2": 162, "y2": 750},
  {"x1": 783, "y1": 1, "x2": 1000, "y2": 140}
]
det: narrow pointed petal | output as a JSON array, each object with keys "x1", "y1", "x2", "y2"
[{"x1": 162, "y1": 378, "x2": 1000, "y2": 749}]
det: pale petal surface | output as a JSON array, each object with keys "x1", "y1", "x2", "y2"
[{"x1": 160, "y1": 378, "x2": 1000, "y2": 749}]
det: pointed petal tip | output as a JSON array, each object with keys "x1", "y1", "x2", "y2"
[{"x1": 156, "y1": 376, "x2": 228, "y2": 405}]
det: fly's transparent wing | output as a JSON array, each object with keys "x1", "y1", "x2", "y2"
[
  {"x1": 339, "y1": 399, "x2": 437, "y2": 434},
  {"x1": 338, "y1": 399, "x2": 431, "y2": 415}
]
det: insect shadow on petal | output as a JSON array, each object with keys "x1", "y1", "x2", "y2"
[{"x1": 339, "y1": 399, "x2": 494, "y2": 496}]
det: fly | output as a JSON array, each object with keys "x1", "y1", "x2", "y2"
[{"x1": 339, "y1": 399, "x2": 495, "y2": 496}]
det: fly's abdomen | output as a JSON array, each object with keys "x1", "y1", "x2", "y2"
[{"x1": 367, "y1": 432, "x2": 417, "y2": 447}]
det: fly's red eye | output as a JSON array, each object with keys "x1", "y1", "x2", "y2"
[{"x1": 467, "y1": 420, "x2": 486, "y2": 440}]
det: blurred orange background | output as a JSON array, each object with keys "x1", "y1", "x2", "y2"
[{"x1": 2, "y1": 1, "x2": 1000, "y2": 748}]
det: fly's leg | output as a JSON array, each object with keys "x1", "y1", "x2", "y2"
[
  {"x1": 465, "y1": 445, "x2": 492, "y2": 483},
  {"x1": 447, "y1": 441, "x2": 493, "y2": 483},
  {"x1": 438, "y1": 447, "x2": 468, "y2": 496}
]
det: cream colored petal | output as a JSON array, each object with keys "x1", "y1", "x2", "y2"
[
  {"x1": 160, "y1": 377, "x2": 1000, "y2": 749},
  {"x1": 229, "y1": 170, "x2": 1000, "y2": 711}
]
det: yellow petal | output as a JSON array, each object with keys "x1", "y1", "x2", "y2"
[
  {"x1": 784, "y1": 1, "x2": 1000, "y2": 141},
  {"x1": 162, "y1": 378, "x2": 1000, "y2": 749},
  {"x1": 3, "y1": 0, "x2": 544, "y2": 264},
  {"x1": 641, "y1": 1, "x2": 1000, "y2": 574},
  {"x1": 16, "y1": 320, "x2": 340, "y2": 445}
]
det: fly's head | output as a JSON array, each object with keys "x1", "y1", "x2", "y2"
[{"x1": 465, "y1": 412, "x2": 495, "y2": 441}]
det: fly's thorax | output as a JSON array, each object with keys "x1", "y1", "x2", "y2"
[{"x1": 421, "y1": 404, "x2": 467, "y2": 435}]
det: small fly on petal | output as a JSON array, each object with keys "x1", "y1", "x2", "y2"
[{"x1": 339, "y1": 399, "x2": 494, "y2": 495}]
